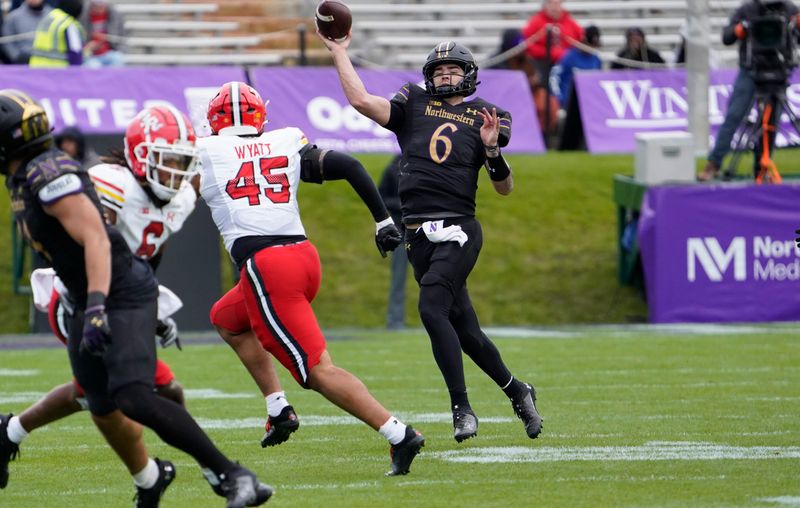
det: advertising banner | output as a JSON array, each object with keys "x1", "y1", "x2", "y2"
[
  {"x1": 574, "y1": 68, "x2": 800, "y2": 153},
  {"x1": 0, "y1": 66, "x2": 247, "y2": 135},
  {"x1": 638, "y1": 182, "x2": 800, "y2": 323},
  {"x1": 250, "y1": 67, "x2": 545, "y2": 153}
]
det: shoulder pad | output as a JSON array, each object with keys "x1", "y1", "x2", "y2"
[
  {"x1": 26, "y1": 151, "x2": 80, "y2": 188},
  {"x1": 89, "y1": 163, "x2": 129, "y2": 210},
  {"x1": 26, "y1": 151, "x2": 83, "y2": 198},
  {"x1": 390, "y1": 83, "x2": 414, "y2": 105}
]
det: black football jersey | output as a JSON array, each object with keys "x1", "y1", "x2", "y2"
[
  {"x1": 7, "y1": 149, "x2": 156, "y2": 308},
  {"x1": 384, "y1": 83, "x2": 512, "y2": 222}
]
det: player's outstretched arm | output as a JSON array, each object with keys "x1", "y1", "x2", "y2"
[
  {"x1": 301, "y1": 148, "x2": 401, "y2": 256},
  {"x1": 318, "y1": 30, "x2": 392, "y2": 126}
]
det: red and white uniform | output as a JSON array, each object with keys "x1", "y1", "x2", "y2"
[
  {"x1": 198, "y1": 127, "x2": 307, "y2": 252},
  {"x1": 198, "y1": 128, "x2": 325, "y2": 387},
  {"x1": 89, "y1": 163, "x2": 197, "y2": 259}
]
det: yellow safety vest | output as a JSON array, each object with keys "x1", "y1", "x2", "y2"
[{"x1": 29, "y1": 9, "x2": 85, "y2": 68}]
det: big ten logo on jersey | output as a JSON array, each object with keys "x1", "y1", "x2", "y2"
[{"x1": 233, "y1": 142, "x2": 272, "y2": 160}]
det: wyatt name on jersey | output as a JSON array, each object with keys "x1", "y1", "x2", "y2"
[{"x1": 234, "y1": 142, "x2": 273, "y2": 160}]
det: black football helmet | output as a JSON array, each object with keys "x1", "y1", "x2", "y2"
[
  {"x1": 422, "y1": 41, "x2": 480, "y2": 98},
  {"x1": 0, "y1": 89, "x2": 53, "y2": 175}
]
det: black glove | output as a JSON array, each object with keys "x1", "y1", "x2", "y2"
[
  {"x1": 156, "y1": 317, "x2": 182, "y2": 350},
  {"x1": 80, "y1": 292, "x2": 111, "y2": 356},
  {"x1": 376, "y1": 223, "x2": 403, "y2": 258}
]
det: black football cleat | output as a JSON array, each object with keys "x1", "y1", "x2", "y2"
[
  {"x1": 134, "y1": 458, "x2": 176, "y2": 508},
  {"x1": 452, "y1": 406, "x2": 478, "y2": 443},
  {"x1": 220, "y1": 465, "x2": 273, "y2": 508},
  {"x1": 0, "y1": 413, "x2": 20, "y2": 489},
  {"x1": 260, "y1": 405, "x2": 299, "y2": 448},
  {"x1": 386, "y1": 426, "x2": 425, "y2": 476},
  {"x1": 511, "y1": 383, "x2": 543, "y2": 439}
]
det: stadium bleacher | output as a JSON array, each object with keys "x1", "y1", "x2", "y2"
[{"x1": 2, "y1": 0, "x2": 741, "y2": 68}]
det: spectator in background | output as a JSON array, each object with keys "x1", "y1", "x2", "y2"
[
  {"x1": 9, "y1": 0, "x2": 56, "y2": 11},
  {"x1": 0, "y1": 3, "x2": 7, "y2": 64},
  {"x1": 551, "y1": 25, "x2": 602, "y2": 108},
  {"x1": 610, "y1": 27, "x2": 665, "y2": 70},
  {"x1": 521, "y1": 0, "x2": 583, "y2": 79},
  {"x1": 55, "y1": 126, "x2": 101, "y2": 170},
  {"x1": 80, "y1": 0, "x2": 125, "y2": 67},
  {"x1": 2, "y1": 0, "x2": 52, "y2": 64},
  {"x1": 698, "y1": 0, "x2": 798, "y2": 180},
  {"x1": 29, "y1": 0, "x2": 84, "y2": 67},
  {"x1": 378, "y1": 156, "x2": 408, "y2": 330}
]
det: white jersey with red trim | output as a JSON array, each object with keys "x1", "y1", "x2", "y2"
[
  {"x1": 89, "y1": 163, "x2": 197, "y2": 260},
  {"x1": 197, "y1": 127, "x2": 308, "y2": 254}
]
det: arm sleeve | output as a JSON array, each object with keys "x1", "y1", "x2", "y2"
[
  {"x1": 301, "y1": 148, "x2": 389, "y2": 221},
  {"x1": 65, "y1": 24, "x2": 83, "y2": 65}
]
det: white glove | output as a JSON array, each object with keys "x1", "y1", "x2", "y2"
[
  {"x1": 156, "y1": 317, "x2": 181, "y2": 350},
  {"x1": 419, "y1": 220, "x2": 468, "y2": 247}
]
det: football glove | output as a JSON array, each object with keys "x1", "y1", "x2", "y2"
[
  {"x1": 80, "y1": 293, "x2": 111, "y2": 356},
  {"x1": 376, "y1": 222, "x2": 403, "y2": 258},
  {"x1": 156, "y1": 317, "x2": 182, "y2": 350}
]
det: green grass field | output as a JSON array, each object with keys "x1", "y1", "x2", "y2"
[{"x1": 1, "y1": 325, "x2": 798, "y2": 507}]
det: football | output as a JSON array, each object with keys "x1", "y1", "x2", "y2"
[{"x1": 315, "y1": 0, "x2": 352, "y2": 42}]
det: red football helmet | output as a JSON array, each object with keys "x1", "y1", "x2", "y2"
[
  {"x1": 124, "y1": 105, "x2": 199, "y2": 201},
  {"x1": 206, "y1": 81, "x2": 266, "y2": 136}
]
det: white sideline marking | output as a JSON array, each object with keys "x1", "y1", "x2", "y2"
[
  {"x1": 0, "y1": 392, "x2": 48, "y2": 404},
  {"x1": 0, "y1": 368, "x2": 38, "y2": 376},
  {"x1": 760, "y1": 497, "x2": 800, "y2": 506},
  {"x1": 482, "y1": 324, "x2": 798, "y2": 338},
  {"x1": 431, "y1": 441, "x2": 800, "y2": 463},
  {"x1": 183, "y1": 388, "x2": 253, "y2": 399},
  {"x1": 196, "y1": 413, "x2": 513, "y2": 429}
]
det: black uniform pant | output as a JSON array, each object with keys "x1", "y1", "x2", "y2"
[
  {"x1": 65, "y1": 291, "x2": 234, "y2": 474},
  {"x1": 66, "y1": 300, "x2": 158, "y2": 415},
  {"x1": 405, "y1": 216, "x2": 514, "y2": 401}
]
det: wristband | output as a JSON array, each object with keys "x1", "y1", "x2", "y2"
[
  {"x1": 86, "y1": 291, "x2": 106, "y2": 312},
  {"x1": 376, "y1": 216, "x2": 394, "y2": 234},
  {"x1": 485, "y1": 145, "x2": 500, "y2": 158}
]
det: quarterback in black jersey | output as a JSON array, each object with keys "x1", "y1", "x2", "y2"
[
  {"x1": 323, "y1": 36, "x2": 543, "y2": 443},
  {"x1": 0, "y1": 89, "x2": 272, "y2": 507}
]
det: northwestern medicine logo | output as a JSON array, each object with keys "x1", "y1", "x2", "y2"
[{"x1": 687, "y1": 236, "x2": 800, "y2": 282}]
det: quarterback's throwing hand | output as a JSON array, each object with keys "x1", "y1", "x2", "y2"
[{"x1": 376, "y1": 223, "x2": 403, "y2": 258}]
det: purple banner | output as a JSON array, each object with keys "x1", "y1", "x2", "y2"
[
  {"x1": 574, "y1": 68, "x2": 800, "y2": 153},
  {"x1": 250, "y1": 67, "x2": 544, "y2": 153},
  {"x1": 638, "y1": 182, "x2": 800, "y2": 323},
  {"x1": 0, "y1": 65, "x2": 246, "y2": 135}
]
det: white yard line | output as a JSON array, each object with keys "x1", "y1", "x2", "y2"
[
  {"x1": 182, "y1": 388, "x2": 254, "y2": 399},
  {"x1": 431, "y1": 442, "x2": 800, "y2": 463},
  {"x1": 0, "y1": 368, "x2": 39, "y2": 376},
  {"x1": 760, "y1": 497, "x2": 800, "y2": 506}
]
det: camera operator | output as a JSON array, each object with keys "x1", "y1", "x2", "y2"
[{"x1": 698, "y1": 0, "x2": 799, "y2": 181}]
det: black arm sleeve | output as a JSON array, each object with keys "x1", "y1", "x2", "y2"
[{"x1": 301, "y1": 148, "x2": 390, "y2": 222}]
